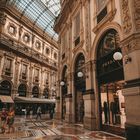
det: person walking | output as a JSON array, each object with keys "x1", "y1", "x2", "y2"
[
  {"x1": 36, "y1": 106, "x2": 42, "y2": 120},
  {"x1": 7, "y1": 107, "x2": 15, "y2": 133},
  {"x1": 0, "y1": 108, "x2": 8, "y2": 133}
]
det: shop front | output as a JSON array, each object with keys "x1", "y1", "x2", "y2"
[{"x1": 97, "y1": 29, "x2": 126, "y2": 136}]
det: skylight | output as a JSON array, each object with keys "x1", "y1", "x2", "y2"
[{"x1": 7, "y1": 0, "x2": 61, "y2": 41}]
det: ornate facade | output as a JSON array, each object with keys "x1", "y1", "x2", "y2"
[
  {"x1": 54, "y1": 0, "x2": 140, "y2": 139},
  {"x1": 0, "y1": 2, "x2": 58, "y2": 102}
]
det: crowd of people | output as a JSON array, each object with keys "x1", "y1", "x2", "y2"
[
  {"x1": 0, "y1": 107, "x2": 15, "y2": 134},
  {"x1": 0, "y1": 104, "x2": 55, "y2": 134}
]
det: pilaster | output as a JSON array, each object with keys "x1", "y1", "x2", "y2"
[
  {"x1": 120, "y1": 0, "x2": 140, "y2": 139},
  {"x1": 65, "y1": 94, "x2": 72, "y2": 123},
  {"x1": 83, "y1": 90, "x2": 96, "y2": 130}
]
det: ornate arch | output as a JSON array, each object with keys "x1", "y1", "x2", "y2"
[
  {"x1": 71, "y1": 49, "x2": 86, "y2": 73},
  {"x1": 18, "y1": 84, "x2": 27, "y2": 97},
  {"x1": 0, "y1": 80, "x2": 13, "y2": 96},
  {"x1": 91, "y1": 22, "x2": 123, "y2": 60},
  {"x1": 32, "y1": 86, "x2": 40, "y2": 98}
]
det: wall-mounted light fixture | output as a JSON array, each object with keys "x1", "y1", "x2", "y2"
[
  {"x1": 77, "y1": 71, "x2": 89, "y2": 78},
  {"x1": 77, "y1": 71, "x2": 84, "y2": 78},
  {"x1": 60, "y1": 81, "x2": 65, "y2": 86},
  {"x1": 113, "y1": 51, "x2": 132, "y2": 64}
]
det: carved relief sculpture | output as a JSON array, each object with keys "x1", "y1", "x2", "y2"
[
  {"x1": 134, "y1": 0, "x2": 140, "y2": 30},
  {"x1": 121, "y1": 0, "x2": 132, "y2": 34}
]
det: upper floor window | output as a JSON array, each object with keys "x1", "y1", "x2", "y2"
[
  {"x1": 46, "y1": 48, "x2": 50, "y2": 55},
  {"x1": 34, "y1": 69, "x2": 39, "y2": 82},
  {"x1": 96, "y1": 0, "x2": 108, "y2": 24},
  {"x1": 8, "y1": 24, "x2": 17, "y2": 36},
  {"x1": 54, "y1": 53, "x2": 57, "y2": 59},
  {"x1": 21, "y1": 64, "x2": 27, "y2": 80},
  {"x1": 74, "y1": 12, "x2": 80, "y2": 40},
  {"x1": 5, "y1": 58, "x2": 12, "y2": 76},
  {"x1": 35, "y1": 41, "x2": 41, "y2": 50},
  {"x1": 23, "y1": 33, "x2": 30, "y2": 43},
  {"x1": 97, "y1": 0, "x2": 107, "y2": 11}
]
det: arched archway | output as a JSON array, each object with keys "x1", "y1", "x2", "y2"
[
  {"x1": 0, "y1": 80, "x2": 12, "y2": 96},
  {"x1": 18, "y1": 84, "x2": 27, "y2": 97},
  {"x1": 32, "y1": 86, "x2": 39, "y2": 98},
  {"x1": 96, "y1": 29, "x2": 126, "y2": 130},
  {"x1": 74, "y1": 53, "x2": 85, "y2": 123}
]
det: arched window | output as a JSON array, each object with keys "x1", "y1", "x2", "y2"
[
  {"x1": 74, "y1": 53, "x2": 86, "y2": 92},
  {"x1": 0, "y1": 80, "x2": 12, "y2": 96},
  {"x1": 43, "y1": 88, "x2": 49, "y2": 98},
  {"x1": 32, "y1": 86, "x2": 39, "y2": 98},
  {"x1": 97, "y1": 29, "x2": 123, "y2": 84},
  {"x1": 18, "y1": 84, "x2": 27, "y2": 97}
]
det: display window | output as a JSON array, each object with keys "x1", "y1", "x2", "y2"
[{"x1": 100, "y1": 81, "x2": 126, "y2": 128}]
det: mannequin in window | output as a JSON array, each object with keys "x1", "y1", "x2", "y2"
[
  {"x1": 110, "y1": 99, "x2": 120, "y2": 124},
  {"x1": 103, "y1": 101, "x2": 108, "y2": 123}
]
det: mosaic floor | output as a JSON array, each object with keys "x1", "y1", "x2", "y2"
[{"x1": 0, "y1": 116, "x2": 126, "y2": 140}]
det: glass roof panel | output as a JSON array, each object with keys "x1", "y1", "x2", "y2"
[{"x1": 7, "y1": 0, "x2": 60, "y2": 40}]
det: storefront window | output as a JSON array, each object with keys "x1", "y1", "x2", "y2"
[
  {"x1": 100, "y1": 82, "x2": 126, "y2": 128},
  {"x1": 97, "y1": 29, "x2": 125, "y2": 129}
]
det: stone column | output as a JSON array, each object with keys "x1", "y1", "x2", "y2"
[
  {"x1": 83, "y1": 92, "x2": 96, "y2": 130},
  {"x1": 83, "y1": 61, "x2": 96, "y2": 130},
  {"x1": 28, "y1": 63, "x2": 34, "y2": 97},
  {"x1": 120, "y1": 0, "x2": 140, "y2": 139},
  {"x1": 13, "y1": 58, "x2": 20, "y2": 97}
]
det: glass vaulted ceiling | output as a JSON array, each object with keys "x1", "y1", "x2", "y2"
[{"x1": 8, "y1": 0, "x2": 61, "y2": 40}]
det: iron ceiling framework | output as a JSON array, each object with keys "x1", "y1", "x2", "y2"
[{"x1": 7, "y1": 0, "x2": 61, "y2": 40}]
